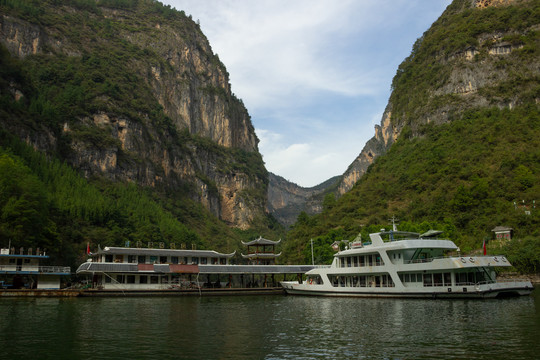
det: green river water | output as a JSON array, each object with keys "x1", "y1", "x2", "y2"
[{"x1": 1, "y1": 287, "x2": 539, "y2": 359}]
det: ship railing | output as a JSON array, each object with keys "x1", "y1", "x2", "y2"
[
  {"x1": 406, "y1": 257, "x2": 437, "y2": 264},
  {"x1": 38, "y1": 266, "x2": 71, "y2": 273},
  {"x1": 0, "y1": 265, "x2": 70, "y2": 273}
]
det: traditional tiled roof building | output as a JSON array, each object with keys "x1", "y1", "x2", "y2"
[{"x1": 241, "y1": 237, "x2": 281, "y2": 265}]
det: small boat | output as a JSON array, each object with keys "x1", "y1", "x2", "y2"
[{"x1": 281, "y1": 229, "x2": 533, "y2": 298}]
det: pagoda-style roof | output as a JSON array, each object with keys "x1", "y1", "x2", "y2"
[
  {"x1": 241, "y1": 237, "x2": 281, "y2": 246},
  {"x1": 491, "y1": 226, "x2": 513, "y2": 232},
  {"x1": 241, "y1": 252, "x2": 282, "y2": 259}
]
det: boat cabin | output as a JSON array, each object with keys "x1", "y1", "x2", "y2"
[{"x1": 0, "y1": 248, "x2": 70, "y2": 289}]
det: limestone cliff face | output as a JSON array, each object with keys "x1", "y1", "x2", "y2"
[
  {"x1": 337, "y1": 0, "x2": 539, "y2": 195},
  {"x1": 0, "y1": 2, "x2": 265, "y2": 229},
  {"x1": 268, "y1": 173, "x2": 339, "y2": 226}
]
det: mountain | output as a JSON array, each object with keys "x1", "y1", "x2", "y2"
[
  {"x1": 267, "y1": 172, "x2": 340, "y2": 227},
  {"x1": 283, "y1": 0, "x2": 540, "y2": 269},
  {"x1": 0, "y1": 0, "x2": 269, "y2": 229},
  {"x1": 337, "y1": 0, "x2": 540, "y2": 195},
  {"x1": 0, "y1": 0, "x2": 282, "y2": 266}
]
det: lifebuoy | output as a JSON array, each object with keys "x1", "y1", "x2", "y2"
[
  {"x1": 460, "y1": 257, "x2": 466, "y2": 263},
  {"x1": 502, "y1": 257, "x2": 507, "y2": 262},
  {"x1": 494, "y1": 257, "x2": 499, "y2": 262},
  {"x1": 469, "y1": 257, "x2": 475, "y2": 262}
]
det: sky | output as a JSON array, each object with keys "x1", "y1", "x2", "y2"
[{"x1": 162, "y1": 0, "x2": 453, "y2": 187}]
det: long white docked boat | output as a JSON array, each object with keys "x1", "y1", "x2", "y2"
[{"x1": 281, "y1": 230, "x2": 533, "y2": 298}]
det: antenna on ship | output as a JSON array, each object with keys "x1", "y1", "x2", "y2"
[{"x1": 388, "y1": 216, "x2": 399, "y2": 241}]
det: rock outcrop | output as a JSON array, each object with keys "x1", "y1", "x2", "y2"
[
  {"x1": 267, "y1": 173, "x2": 339, "y2": 226},
  {"x1": 337, "y1": 0, "x2": 539, "y2": 195},
  {"x1": 0, "y1": 2, "x2": 266, "y2": 229}
]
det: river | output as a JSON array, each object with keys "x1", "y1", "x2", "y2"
[{"x1": 1, "y1": 288, "x2": 539, "y2": 359}]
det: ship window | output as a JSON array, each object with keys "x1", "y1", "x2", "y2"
[
  {"x1": 359, "y1": 256, "x2": 365, "y2": 267},
  {"x1": 117, "y1": 275, "x2": 125, "y2": 283},
  {"x1": 192, "y1": 257, "x2": 199, "y2": 264},
  {"x1": 105, "y1": 255, "x2": 113, "y2": 262},
  {"x1": 444, "y1": 273, "x2": 451, "y2": 286},
  {"x1": 359, "y1": 276, "x2": 366, "y2": 287},
  {"x1": 160, "y1": 256, "x2": 167, "y2": 264},
  {"x1": 220, "y1": 258, "x2": 226, "y2": 265},
  {"x1": 404, "y1": 273, "x2": 410, "y2": 282},
  {"x1": 138, "y1": 255, "x2": 146, "y2": 264},
  {"x1": 184, "y1": 257, "x2": 189, "y2": 265},
  {"x1": 211, "y1": 258, "x2": 218, "y2": 265},
  {"x1": 127, "y1": 275, "x2": 135, "y2": 284},
  {"x1": 347, "y1": 257, "x2": 351, "y2": 267},
  {"x1": 200, "y1": 258, "x2": 207, "y2": 265},
  {"x1": 368, "y1": 256, "x2": 373, "y2": 266},
  {"x1": 24, "y1": 258, "x2": 30, "y2": 263},
  {"x1": 171, "y1": 256, "x2": 179, "y2": 264},
  {"x1": 139, "y1": 276, "x2": 147, "y2": 284},
  {"x1": 340, "y1": 258, "x2": 345, "y2": 268},
  {"x1": 128, "y1": 255, "x2": 137, "y2": 263},
  {"x1": 433, "y1": 273, "x2": 443, "y2": 286},
  {"x1": 115, "y1": 255, "x2": 123, "y2": 263},
  {"x1": 150, "y1": 256, "x2": 158, "y2": 264},
  {"x1": 423, "y1": 274, "x2": 433, "y2": 287},
  {"x1": 353, "y1": 257, "x2": 358, "y2": 267},
  {"x1": 150, "y1": 276, "x2": 159, "y2": 284}
]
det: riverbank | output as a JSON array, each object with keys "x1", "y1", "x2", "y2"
[
  {"x1": 0, "y1": 289, "x2": 82, "y2": 297},
  {"x1": 498, "y1": 272, "x2": 540, "y2": 284}
]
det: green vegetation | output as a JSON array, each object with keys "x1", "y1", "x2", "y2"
[
  {"x1": 283, "y1": 1, "x2": 540, "y2": 273},
  {"x1": 390, "y1": 0, "x2": 540, "y2": 125},
  {"x1": 0, "y1": 129, "x2": 277, "y2": 269},
  {"x1": 284, "y1": 105, "x2": 539, "y2": 270},
  {"x1": 0, "y1": 0, "x2": 279, "y2": 270}
]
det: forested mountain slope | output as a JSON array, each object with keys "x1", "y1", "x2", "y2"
[
  {"x1": 283, "y1": 0, "x2": 540, "y2": 272},
  {"x1": 0, "y1": 0, "x2": 281, "y2": 268}
]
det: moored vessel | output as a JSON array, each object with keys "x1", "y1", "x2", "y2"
[{"x1": 281, "y1": 229, "x2": 533, "y2": 298}]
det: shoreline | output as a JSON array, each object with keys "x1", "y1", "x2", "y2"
[{"x1": 498, "y1": 272, "x2": 540, "y2": 284}]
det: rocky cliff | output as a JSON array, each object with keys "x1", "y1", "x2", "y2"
[
  {"x1": 337, "y1": 0, "x2": 538, "y2": 195},
  {"x1": 0, "y1": 0, "x2": 267, "y2": 229},
  {"x1": 267, "y1": 173, "x2": 339, "y2": 226}
]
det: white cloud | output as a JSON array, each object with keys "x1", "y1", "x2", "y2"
[{"x1": 164, "y1": 0, "x2": 452, "y2": 186}]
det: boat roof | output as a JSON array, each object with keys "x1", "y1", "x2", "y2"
[
  {"x1": 241, "y1": 252, "x2": 282, "y2": 259},
  {"x1": 76, "y1": 262, "x2": 315, "y2": 275},
  {"x1": 337, "y1": 237, "x2": 458, "y2": 256},
  {"x1": 94, "y1": 246, "x2": 236, "y2": 258}
]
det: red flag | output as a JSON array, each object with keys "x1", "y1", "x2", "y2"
[
  {"x1": 483, "y1": 239, "x2": 486, "y2": 256},
  {"x1": 86, "y1": 242, "x2": 91, "y2": 255}
]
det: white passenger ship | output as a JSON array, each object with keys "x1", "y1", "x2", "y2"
[{"x1": 281, "y1": 230, "x2": 533, "y2": 298}]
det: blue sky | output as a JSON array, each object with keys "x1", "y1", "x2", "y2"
[{"x1": 163, "y1": 1, "x2": 453, "y2": 187}]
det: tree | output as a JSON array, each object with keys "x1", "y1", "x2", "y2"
[{"x1": 0, "y1": 153, "x2": 49, "y2": 247}]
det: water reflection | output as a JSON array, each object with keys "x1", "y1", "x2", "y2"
[{"x1": 0, "y1": 288, "x2": 538, "y2": 359}]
